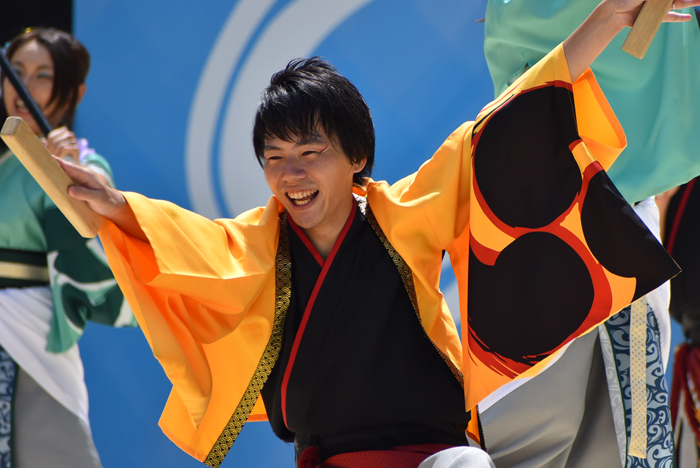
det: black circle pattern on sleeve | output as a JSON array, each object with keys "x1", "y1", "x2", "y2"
[{"x1": 467, "y1": 83, "x2": 679, "y2": 379}]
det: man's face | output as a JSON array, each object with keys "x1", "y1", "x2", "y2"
[{"x1": 263, "y1": 127, "x2": 365, "y2": 243}]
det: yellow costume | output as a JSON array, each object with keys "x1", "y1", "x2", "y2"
[{"x1": 98, "y1": 44, "x2": 677, "y2": 466}]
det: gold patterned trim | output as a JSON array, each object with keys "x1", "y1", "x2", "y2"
[
  {"x1": 628, "y1": 297, "x2": 648, "y2": 458},
  {"x1": 362, "y1": 201, "x2": 465, "y2": 389},
  {"x1": 0, "y1": 261, "x2": 49, "y2": 283},
  {"x1": 204, "y1": 213, "x2": 292, "y2": 467}
]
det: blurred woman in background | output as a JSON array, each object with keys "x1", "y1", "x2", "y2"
[{"x1": 0, "y1": 28, "x2": 134, "y2": 468}]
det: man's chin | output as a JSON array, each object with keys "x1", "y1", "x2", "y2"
[{"x1": 288, "y1": 211, "x2": 320, "y2": 230}]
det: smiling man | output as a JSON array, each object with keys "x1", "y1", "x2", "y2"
[
  {"x1": 56, "y1": 1, "x2": 693, "y2": 467},
  {"x1": 259, "y1": 128, "x2": 366, "y2": 257}
]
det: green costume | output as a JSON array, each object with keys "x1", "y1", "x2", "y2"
[{"x1": 0, "y1": 146, "x2": 134, "y2": 468}]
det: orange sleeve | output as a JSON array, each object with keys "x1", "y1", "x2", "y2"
[
  {"x1": 98, "y1": 193, "x2": 280, "y2": 428},
  {"x1": 451, "y1": 43, "x2": 674, "y2": 409}
]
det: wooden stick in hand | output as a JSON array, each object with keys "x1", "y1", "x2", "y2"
[
  {"x1": 622, "y1": 0, "x2": 674, "y2": 59},
  {"x1": 1, "y1": 117, "x2": 102, "y2": 238}
]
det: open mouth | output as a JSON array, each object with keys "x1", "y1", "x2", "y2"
[{"x1": 287, "y1": 189, "x2": 319, "y2": 206}]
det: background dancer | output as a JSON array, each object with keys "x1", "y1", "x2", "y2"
[{"x1": 0, "y1": 28, "x2": 134, "y2": 468}]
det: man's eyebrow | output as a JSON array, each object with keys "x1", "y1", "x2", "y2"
[
  {"x1": 263, "y1": 134, "x2": 324, "y2": 151},
  {"x1": 263, "y1": 143, "x2": 283, "y2": 152},
  {"x1": 296, "y1": 133, "x2": 323, "y2": 146}
]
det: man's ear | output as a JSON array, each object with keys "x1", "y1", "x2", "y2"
[{"x1": 352, "y1": 157, "x2": 367, "y2": 174}]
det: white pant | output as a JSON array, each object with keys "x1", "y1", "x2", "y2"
[{"x1": 418, "y1": 447, "x2": 495, "y2": 468}]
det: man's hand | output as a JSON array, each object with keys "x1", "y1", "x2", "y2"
[
  {"x1": 563, "y1": 0, "x2": 700, "y2": 80},
  {"x1": 56, "y1": 156, "x2": 147, "y2": 241},
  {"x1": 608, "y1": 0, "x2": 698, "y2": 28},
  {"x1": 55, "y1": 156, "x2": 125, "y2": 216}
]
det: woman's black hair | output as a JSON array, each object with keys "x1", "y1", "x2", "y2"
[
  {"x1": 253, "y1": 57, "x2": 375, "y2": 186},
  {"x1": 1, "y1": 28, "x2": 90, "y2": 129}
]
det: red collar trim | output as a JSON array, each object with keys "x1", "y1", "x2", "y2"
[{"x1": 287, "y1": 202, "x2": 357, "y2": 267}]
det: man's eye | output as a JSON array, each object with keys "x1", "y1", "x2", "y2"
[{"x1": 38, "y1": 73, "x2": 53, "y2": 81}]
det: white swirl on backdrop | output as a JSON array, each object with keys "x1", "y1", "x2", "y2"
[{"x1": 185, "y1": 0, "x2": 276, "y2": 220}]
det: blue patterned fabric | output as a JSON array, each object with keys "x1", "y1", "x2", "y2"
[
  {"x1": 604, "y1": 306, "x2": 675, "y2": 468},
  {"x1": 0, "y1": 347, "x2": 15, "y2": 468}
]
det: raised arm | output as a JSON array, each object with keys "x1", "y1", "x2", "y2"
[
  {"x1": 563, "y1": 0, "x2": 699, "y2": 80},
  {"x1": 56, "y1": 156, "x2": 147, "y2": 241}
]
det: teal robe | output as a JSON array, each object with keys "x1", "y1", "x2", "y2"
[{"x1": 484, "y1": 1, "x2": 700, "y2": 203}]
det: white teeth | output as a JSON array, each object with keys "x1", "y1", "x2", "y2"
[
  {"x1": 287, "y1": 189, "x2": 318, "y2": 206},
  {"x1": 287, "y1": 189, "x2": 317, "y2": 200}
]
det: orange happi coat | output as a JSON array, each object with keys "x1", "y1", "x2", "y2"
[{"x1": 99, "y1": 44, "x2": 672, "y2": 466}]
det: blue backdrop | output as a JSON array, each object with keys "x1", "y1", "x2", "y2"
[
  {"x1": 73, "y1": 1, "x2": 491, "y2": 466},
  {"x1": 71, "y1": 1, "x2": 684, "y2": 467}
]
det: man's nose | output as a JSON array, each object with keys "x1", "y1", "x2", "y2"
[{"x1": 282, "y1": 157, "x2": 305, "y2": 181}]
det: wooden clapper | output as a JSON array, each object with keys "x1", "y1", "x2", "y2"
[
  {"x1": 623, "y1": 0, "x2": 675, "y2": 59},
  {"x1": 1, "y1": 117, "x2": 102, "y2": 238}
]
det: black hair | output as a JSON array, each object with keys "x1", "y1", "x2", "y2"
[
  {"x1": 253, "y1": 57, "x2": 374, "y2": 186},
  {"x1": 1, "y1": 28, "x2": 90, "y2": 129}
]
